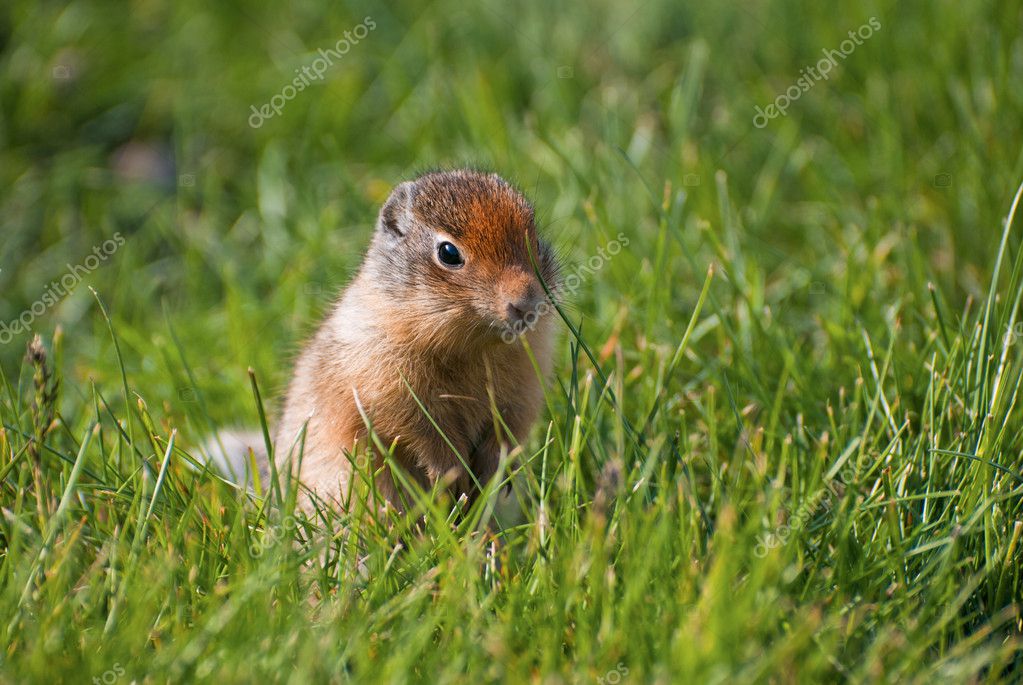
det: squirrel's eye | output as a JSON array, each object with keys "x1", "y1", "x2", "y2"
[{"x1": 437, "y1": 241, "x2": 464, "y2": 268}]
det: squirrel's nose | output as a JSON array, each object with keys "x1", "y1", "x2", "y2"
[
  {"x1": 504, "y1": 293, "x2": 547, "y2": 323},
  {"x1": 498, "y1": 271, "x2": 543, "y2": 322},
  {"x1": 505, "y1": 300, "x2": 530, "y2": 322}
]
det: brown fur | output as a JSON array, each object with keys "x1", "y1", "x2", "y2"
[{"x1": 275, "y1": 170, "x2": 560, "y2": 512}]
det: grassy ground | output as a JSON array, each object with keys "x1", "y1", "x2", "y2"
[{"x1": 3, "y1": 0, "x2": 1023, "y2": 682}]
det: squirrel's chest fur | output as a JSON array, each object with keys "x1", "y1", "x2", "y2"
[{"x1": 275, "y1": 297, "x2": 553, "y2": 505}]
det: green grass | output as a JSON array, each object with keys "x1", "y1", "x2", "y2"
[{"x1": 3, "y1": 0, "x2": 1023, "y2": 682}]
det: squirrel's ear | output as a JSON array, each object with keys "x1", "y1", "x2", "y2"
[{"x1": 377, "y1": 181, "x2": 416, "y2": 238}]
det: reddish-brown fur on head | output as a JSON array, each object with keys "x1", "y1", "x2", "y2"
[{"x1": 367, "y1": 170, "x2": 559, "y2": 346}]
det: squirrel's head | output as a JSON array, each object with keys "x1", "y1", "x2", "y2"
[{"x1": 367, "y1": 170, "x2": 559, "y2": 345}]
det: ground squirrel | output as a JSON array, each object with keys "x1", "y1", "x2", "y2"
[{"x1": 215, "y1": 170, "x2": 560, "y2": 512}]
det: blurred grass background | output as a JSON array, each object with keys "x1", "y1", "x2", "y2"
[
  {"x1": 2, "y1": 0, "x2": 1023, "y2": 682},
  {"x1": 4, "y1": 0, "x2": 1020, "y2": 410}
]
